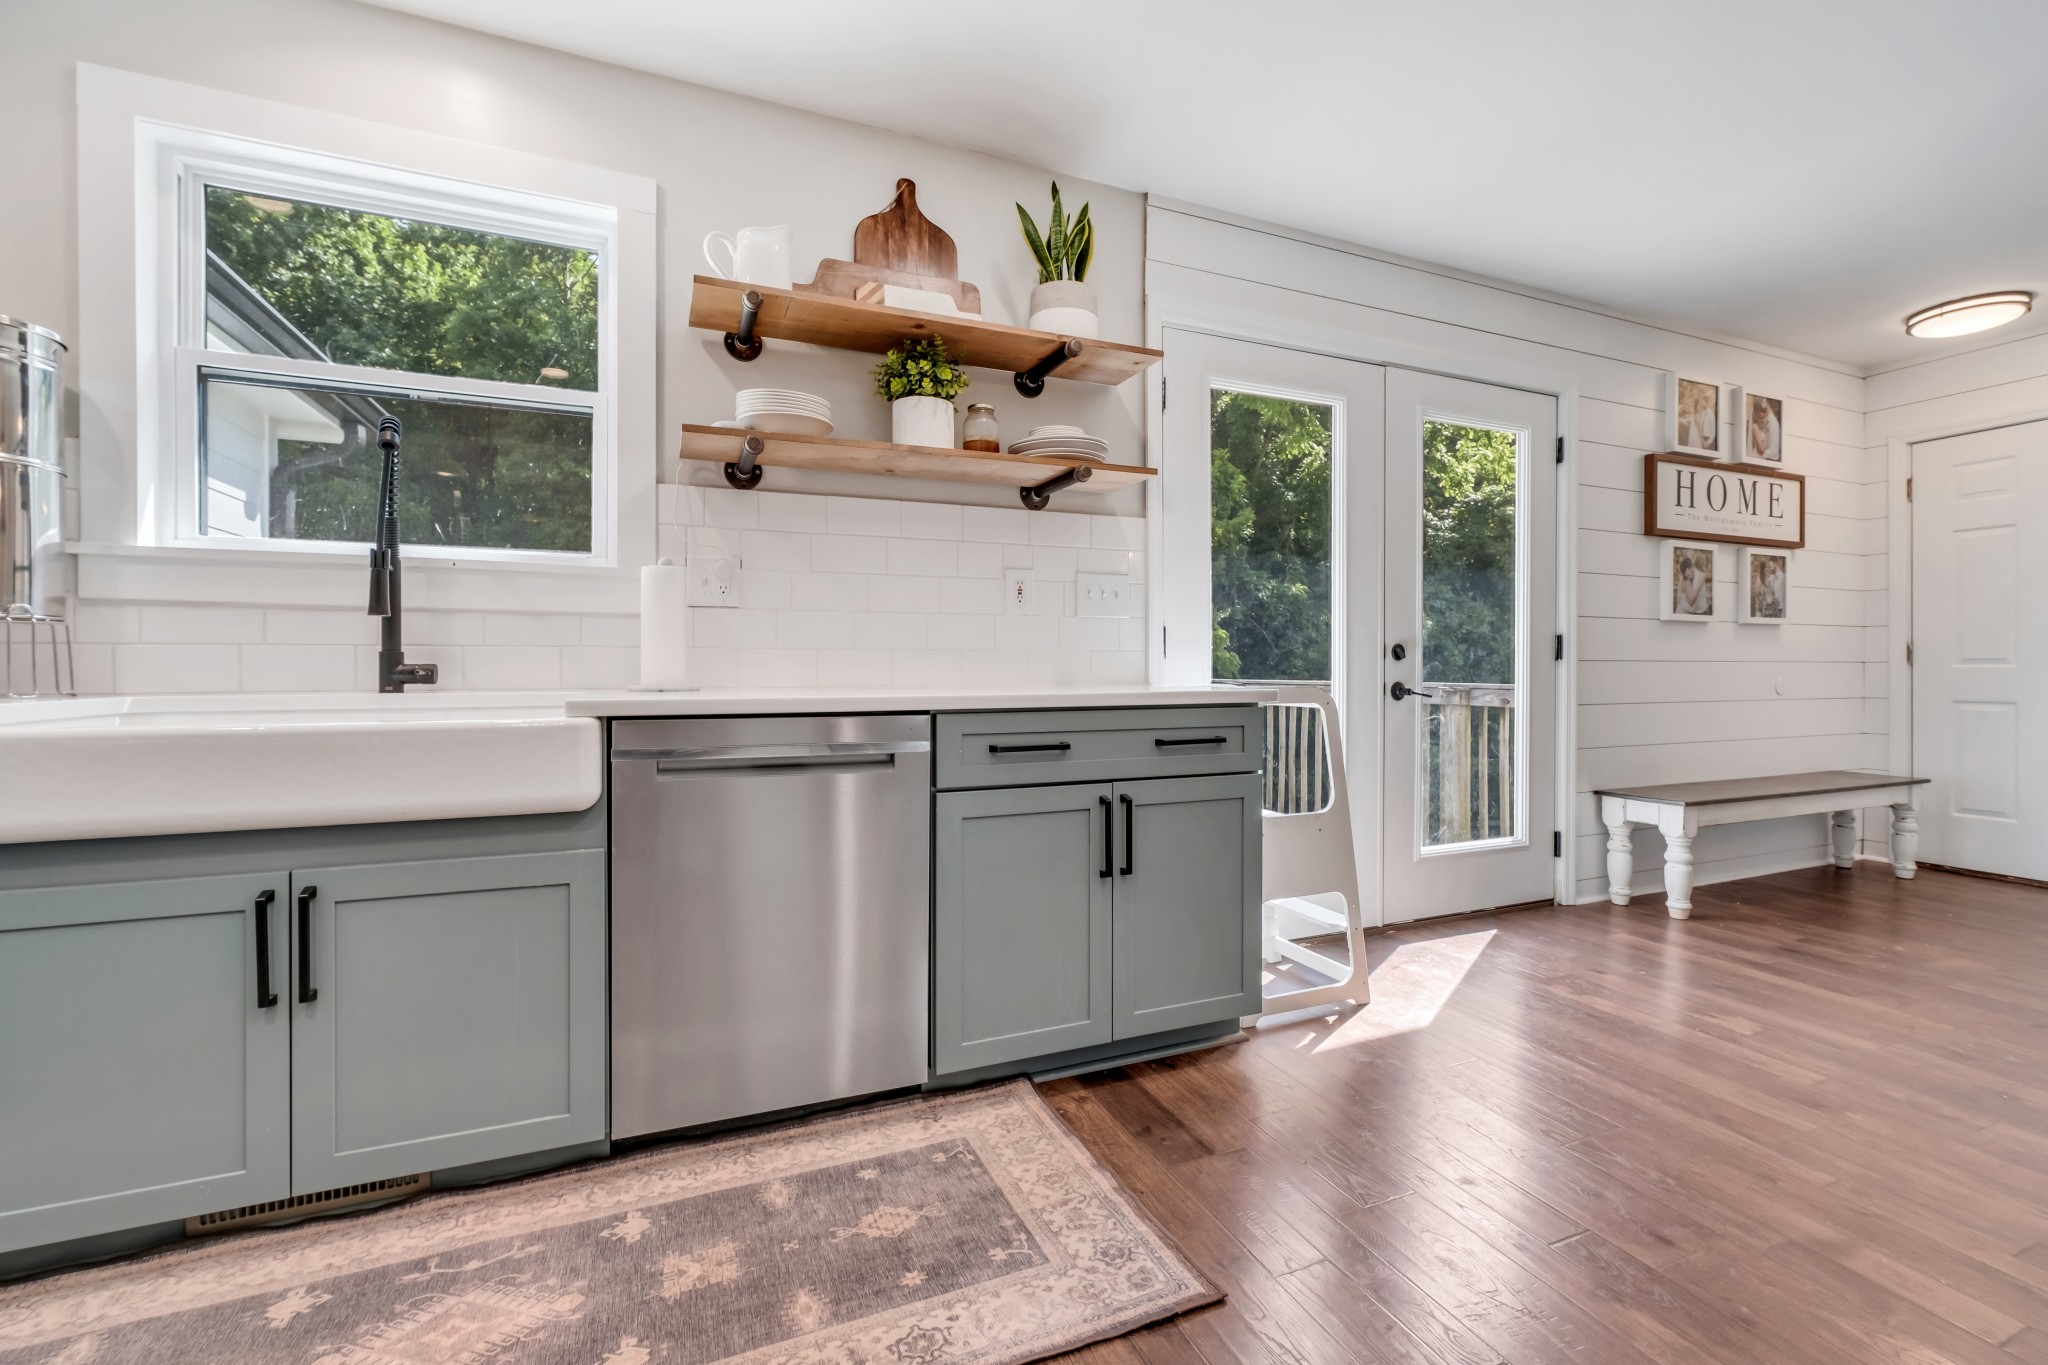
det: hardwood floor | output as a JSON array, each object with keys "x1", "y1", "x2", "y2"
[{"x1": 1043, "y1": 864, "x2": 2048, "y2": 1365}]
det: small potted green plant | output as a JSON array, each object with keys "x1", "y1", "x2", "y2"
[
  {"x1": 1017, "y1": 181, "x2": 1095, "y2": 337},
  {"x1": 874, "y1": 335, "x2": 969, "y2": 448}
]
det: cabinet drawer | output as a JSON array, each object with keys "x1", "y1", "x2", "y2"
[{"x1": 935, "y1": 706, "x2": 1259, "y2": 789}]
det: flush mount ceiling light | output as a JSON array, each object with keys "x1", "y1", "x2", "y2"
[{"x1": 1905, "y1": 291, "x2": 2034, "y2": 339}]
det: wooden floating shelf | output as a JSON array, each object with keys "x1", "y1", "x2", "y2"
[
  {"x1": 678, "y1": 424, "x2": 1156, "y2": 495},
  {"x1": 688, "y1": 276, "x2": 1162, "y2": 387}
]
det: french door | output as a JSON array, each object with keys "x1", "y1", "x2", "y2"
[
  {"x1": 1911, "y1": 420, "x2": 2048, "y2": 880},
  {"x1": 1162, "y1": 332, "x2": 1558, "y2": 923}
]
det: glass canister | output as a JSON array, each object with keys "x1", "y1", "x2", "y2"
[
  {"x1": 962, "y1": 403, "x2": 999, "y2": 452},
  {"x1": 0, "y1": 317, "x2": 66, "y2": 620}
]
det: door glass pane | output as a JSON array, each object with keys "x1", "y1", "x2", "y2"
[
  {"x1": 1210, "y1": 389, "x2": 1334, "y2": 683},
  {"x1": 1421, "y1": 419, "x2": 1522, "y2": 848}
]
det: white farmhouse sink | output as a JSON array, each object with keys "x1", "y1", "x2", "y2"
[{"x1": 0, "y1": 691, "x2": 602, "y2": 844}]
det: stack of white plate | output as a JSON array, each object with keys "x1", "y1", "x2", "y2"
[
  {"x1": 1009, "y1": 424, "x2": 1108, "y2": 461},
  {"x1": 733, "y1": 388, "x2": 832, "y2": 436}
]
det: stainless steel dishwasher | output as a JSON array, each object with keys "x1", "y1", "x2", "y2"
[{"x1": 609, "y1": 714, "x2": 931, "y2": 1139}]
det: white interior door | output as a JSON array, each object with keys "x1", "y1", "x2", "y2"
[
  {"x1": 1382, "y1": 370, "x2": 1558, "y2": 920},
  {"x1": 1912, "y1": 420, "x2": 2048, "y2": 880},
  {"x1": 1160, "y1": 330, "x2": 1384, "y2": 917}
]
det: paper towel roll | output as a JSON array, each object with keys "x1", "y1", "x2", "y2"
[{"x1": 638, "y1": 559, "x2": 695, "y2": 691}]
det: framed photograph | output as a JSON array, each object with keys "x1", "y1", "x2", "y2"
[
  {"x1": 1659, "y1": 540, "x2": 1720, "y2": 622},
  {"x1": 1737, "y1": 547, "x2": 1790, "y2": 624},
  {"x1": 1740, "y1": 392, "x2": 1784, "y2": 463},
  {"x1": 1662, "y1": 372, "x2": 1739, "y2": 459}
]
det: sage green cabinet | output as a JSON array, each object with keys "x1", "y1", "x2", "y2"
[
  {"x1": 0, "y1": 874, "x2": 290, "y2": 1255},
  {"x1": 933, "y1": 770, "x2": 1261, "y2": 1078},
  {"x1": 290, "y1": 850, "x2": 607, "y2": 1193}
]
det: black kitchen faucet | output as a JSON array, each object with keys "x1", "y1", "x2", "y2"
[{"x1": 366, "y1": 416, "x2": 440, "y2": 694}]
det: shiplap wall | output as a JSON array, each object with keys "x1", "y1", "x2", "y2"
[
  {"x1": 1860, "y1": 328, "x2": 2048, "y2": 854},
  {"x1": 1144, "y1": 203, "x2": 1883, "y2": 902}
]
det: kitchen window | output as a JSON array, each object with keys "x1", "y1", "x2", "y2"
[
  {"x1": 76, "y1": 66, "x2": 658, "y2": 590},
  {"x1": 173, "y1": 149, "x2": 612, "y2": 561}
]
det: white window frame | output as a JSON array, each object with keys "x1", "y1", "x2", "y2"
[
  {"x1": 165, "y1": 138, "x2": 616, "y2": 564},
  {"x1": 76, "y1": 65, "x2": 657, "y2": 606}
]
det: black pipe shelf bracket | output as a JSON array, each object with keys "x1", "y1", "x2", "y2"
[
  {"x1": 723, "y1": 433, "x2": 766, "y2": 490},
  {"x1": 1014, "y1": 337, "x2": 1085, "y2": 398},
  {"x1": 1019, "y1": 462, "x2": 1091, "y2": 511},
  {"x1": 724, "y1": 289, "x2": 765, "y2": 362}
]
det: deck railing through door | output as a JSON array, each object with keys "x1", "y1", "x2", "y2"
[{"x1": 1423, "y1": 683, "x2": 1516, "y2": 844}]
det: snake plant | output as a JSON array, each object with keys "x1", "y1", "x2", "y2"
[{"x1": 1016, "y1": 182, "x2": 1093, "y2": 284}]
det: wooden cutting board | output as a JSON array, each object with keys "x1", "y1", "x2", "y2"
[{"x1": 854, "y1": 179, "x2": 956, "y2": 278}]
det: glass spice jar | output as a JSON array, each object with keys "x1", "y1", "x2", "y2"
[{"x1": 962, "y1": 403, "x2": 1000, "y2": 452}]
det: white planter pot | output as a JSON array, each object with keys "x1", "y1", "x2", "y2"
[
  {"x1": 1028, "y1": 280, "x2": 1098, "y2": 338},
  {"x1": 890, "y1": 394, "x2": 956, "y2": 449}
]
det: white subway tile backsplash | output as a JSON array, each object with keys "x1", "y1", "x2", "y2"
[
  {"x1": 140, "y1": 605, "x2": 264, "y2": 644},
  {"x1": 1030, "y1": 651, "x2": 1091, "y2": 686},
  {"x1": 826, "y1": 496, "x2": 902, "y2": 538},
  {"x1": 1029, "y1": 511, "x2": 1093, "y2": 548},
  {"x1": 853, "y1": 612, "x2": 928, "y2": 650},
  {"x1": 993, "y1": 616, "x2": 1059, "y2": 651},
  {"x1": 891, "y1": 650, "x2": 962, "y2": 686},
  {"x1": 463, "y1": 646, "x2": 561, "y2": 690},
  {"x1": 1092, "y1": 516, "x2": 1147, "y2": 551},
  {"x1": 579, "y1": 614, "x2": 641, "y2": 647},
  {"x1": 962, "y1": 506, "x2": 1028, "y2": 543},
  {"x1": 734, "y1": 648, "x2": 819, "y2": 688},
  {"x1": 1090, "y1": 651, "x2": 1148, "y2": 684},
  {"x1": 955, "y1": 542, "x2": 1002, "y2": 578},
  {"x1": 113, "y1": 644, "x2": 241, "y2": 694},
  {"x1": 757, "y1": 491, "x2": 832, "y2": 532},
  {"x1": 1077, "y1": 548, "x2": 1133, "y2": 576},
  {"x1": 1001, "y1": 543, "x2": 1035, "y2": 569},
  {"x1": 940, "y1": 578, "x2": 1003, "y2": 616},
  {"x1": 685, "y1": 647, "x2": 738, "y2": 689},
  {"x1": 693, "y1": 610, "x2": 777, "y2": 649},
  {"x1": 776, "y1": 611, "x2": 857, "y2": 649},
  {"x1": 960, "y1": 651, "x2": 1032, "y2": 686},
  {"x1": 739, "y1": 569, "x2": 792, "y2": 611},
  {"x1": 868, "y1": 576, "x2": 942, "y2": 614},
  {"x1": 71, "y1": 603, "x2": 139, "y2": 643},
  {"x1": 1029, "y1": 547, "x2": 1079, "y2": 582},
  {"x1": 656, "y1": 483, "x2": 681, "y2": 527},
  {"x1": 67, "y1": 642, "x2": 115, "y2": 696},
  {"x1": 657, "y1": 524, "x2": 689, "y2": 565},
  {"x1": 899, "y1": 502, "x2": 964, "y2": 540},
  {"x1": 927, "y1": 614, "x2": 996, "y2": 650},
  {"x1": 817, "y1": 649, "x2": 894, "y2": 685},
  {"x1": 790, "y1": 572, "x2": 870, "y2": 612},
  {"x1": 1118, "y1": 616, "x2": 1150, "y2": 652},
  {"x1": 484, "y1": 613, "x2": 581, "y2": 647},
  {"x1": 702, "y1": 487, "x2": 760, "y2": 528},
  {"x1": 240, "y1": 644, "x2": 355, "y2": 692},
  {"x1": 887, "y1": 538, "x2": 959, "y2": 577},
  {"x1": 1059, "y1": 617, "x2": 1121, "y2": 652},
  {"x1": 738, "y1": 529, "x2": 812, "y2": 572},
  {"x1": 407, "y1": 611, "x2": 486, "y2": 646},
  {"x1": 562, "y1": 646, "x2": 639, "y2": 689},
  {"x1": 811, "y1": 534, "x2": 888, "y2": 574}
]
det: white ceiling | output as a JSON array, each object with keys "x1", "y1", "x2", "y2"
[{"x1": 362, "y1": 0, "x2": 2048, "y2": 371}]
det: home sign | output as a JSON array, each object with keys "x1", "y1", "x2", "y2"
[{"x1": 1642, "y1": 452, "x2": 1805, "y2": 549}]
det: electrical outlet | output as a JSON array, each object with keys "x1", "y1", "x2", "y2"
[
  {"x1": 685, "y1": 553, "x2": 739, "y2": 607},
  {"x1": 1003, "y1": 572, "x2": 1031, "y2": 616},
  {"x1": 1077, "y1": 572, "x2": 1142, "y2": 618}
]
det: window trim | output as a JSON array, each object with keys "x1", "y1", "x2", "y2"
[{"x1": 76, "y1": 64, "x2": 657, "y2": 606}]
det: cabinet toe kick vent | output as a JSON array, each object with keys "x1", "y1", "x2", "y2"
[{"x1": 185, "y1": 1172, "x2": 431, "y2": 1236}]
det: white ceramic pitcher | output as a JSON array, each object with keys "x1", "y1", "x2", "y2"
[{"x1": 702, "y1": 225, "x2": 794, "y2": 289}]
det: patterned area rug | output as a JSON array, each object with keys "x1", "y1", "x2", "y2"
[{"x1": 0, "y1": 1081, "x2": 1216, "y2": 1364}]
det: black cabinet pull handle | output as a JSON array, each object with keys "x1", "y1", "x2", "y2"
[
  {"x1": 989, "y1": 741, "x2": 1072, "y2": 754},
  {"x1": 1098, "y1": 795, "x2": 1114, "y2": 878},
  {"x1": 1155, "y1": 735, "x2": 1229, "y2": 747},
  {"x1": 253, "y1": 890, "x2": 278, "y2": 1009},
  {"x1": 296, "y1": 886, "x2": 318, "y2": 1004},
  {"x1": 1119, "y1": 793, "x2": 1135, "y2": 876}
]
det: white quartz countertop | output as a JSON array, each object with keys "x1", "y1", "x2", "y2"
[
  {"x1": 0, "y1": 686, "x2": 1273, "y2": 844},
  {"x1": 563, "y1": 684, "x2": 1274, "y2": 717}
]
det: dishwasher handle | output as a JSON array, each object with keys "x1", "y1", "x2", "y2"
[{"x1": 615, "y1": 739, "x2": 931, "y2": 774}]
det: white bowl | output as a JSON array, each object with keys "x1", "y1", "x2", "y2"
[{"x1": 746, "y1": 412, "x2": 833, "y2": 436}]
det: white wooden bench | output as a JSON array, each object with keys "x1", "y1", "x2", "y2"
[{"x1": 1597, "y1": 771, "x2": 1930, "y2": 919}]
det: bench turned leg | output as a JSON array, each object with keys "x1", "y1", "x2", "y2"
[
  {"x1": 1605, "y1": 817, "x2": 1633, "y2": 905},
  {"x1": 1891, "y1": 803, "x2": 1918, "y2": 879},
  {"x1": 1663, "y1": 833, "x2": 1694, "y2": 919},
  {"x1": 1831, "y1": 810, "x2": 1857, "y2": 869}
]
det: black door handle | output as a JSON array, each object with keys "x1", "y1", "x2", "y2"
[
  {"x1": 1099, "y1": 795, "x2": 1113, "y2": 878},
  {"x1": 1119, "y1": 793, "x2": 1135, "y2": 876},
  {"x1": 253, "y1": 890, "x2": 278, "y2": 1009},
  {"x1": 990, "y1": 741, "x2": 1072, "y2": 754},
  {"x1": 296, "y1": 886, "x2": 318, "y2": 1004},
  {"x1": 1155, "y1": 735, "x2": 1228, "y2": 747},
  {"x1": 1390, "y1": 681, "x2": 1438, "y2": 701}
]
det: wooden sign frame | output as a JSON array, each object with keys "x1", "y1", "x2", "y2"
[{"x1": 1642, "y1": 452, "x2": 1806, "y2": 549}]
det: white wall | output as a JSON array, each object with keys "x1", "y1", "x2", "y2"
[
  {"x1": 1142, "y1": 203, "x2": 1884, "y2": 902},
  {"x1": 2, "y1": 0, "x2": 1147, "y2": 694}
]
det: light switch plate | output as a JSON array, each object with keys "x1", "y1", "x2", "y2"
[
  {"x1": 1077, "y1": 572, "x2": 1142, "y2": 618},
  {"x1": 685, "y1": 553, "x2": 740, "y2": 607}
]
